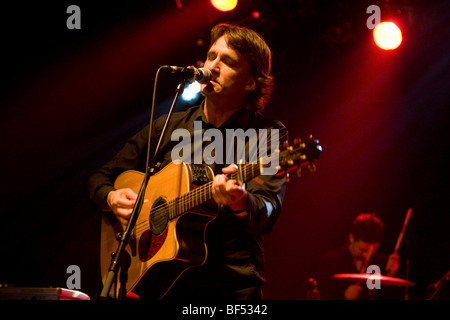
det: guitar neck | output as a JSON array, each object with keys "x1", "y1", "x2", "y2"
[
  {"x1": 167, "y1": 163, "x2": 261, "y2": 220},
  {"x1": 165, "y1": 138, "x2": 322, "y2": 220}
]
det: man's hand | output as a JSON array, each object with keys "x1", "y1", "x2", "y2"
[
  {"x1": 106, "y1": 188, "x2": 137, "y2": 229},
  {"x1": 212, "y1": 164, "x2": 249, "y2": 218},
  {"x1": 386, "y1": 253, "x2": 400, "y2": 277},
  {"x1": 344, "y1": 284, "x2": 363, "y2": 300}
]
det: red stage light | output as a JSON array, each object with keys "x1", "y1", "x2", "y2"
[
  {"x1": 210, "y1": 0, "x2": 238, "y2": 12},
  {"x1": 251, "y1": 11, "x2": 260, "y2": 19},
  {"x1": 373, "y1": 22, "x2": 403, "y2": 50}
]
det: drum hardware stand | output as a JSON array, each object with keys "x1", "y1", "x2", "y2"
[
  {"x1": 426, "y1": 269, "x2": 450, "y2": 300},
  {"x1": 404, "y1": 259, "x2": 410, "y2": 300}
]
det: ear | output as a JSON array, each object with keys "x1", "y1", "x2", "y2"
[{"x1": 245, "y1": 77, "x2": 257, "y2": 91}]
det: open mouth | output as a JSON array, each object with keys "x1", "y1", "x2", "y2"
[{"x1": 204, "y1": 82, "x2": 214, "y2": 91}]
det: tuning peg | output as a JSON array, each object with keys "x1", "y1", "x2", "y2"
[
  {"x1": 308, "y1": 134, "x2": 321, "y2": 146},
  {"x1": 282, "y1": 140, "x2": 290, "y2": 148},
  {"x1": 296, "y1": 166, "x2": 302, "y2": 178},
  {"x1": 285, "y1": 172, "x2": 290, "y2": 183}
]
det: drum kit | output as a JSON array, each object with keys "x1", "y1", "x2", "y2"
[
  {"x1": 334, "y1": 209, "x2": 414, "y2": 289},
  {"x1": 333, "y1": 273, "x2": 414, "y2": 287},
  {"x1": 330, "y1": 208, "x2": 449, "y2": 300}
]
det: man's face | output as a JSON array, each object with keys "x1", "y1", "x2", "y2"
[
  {"x1": 201, "y1": 35, "x2": 256, "y2": 101},
  {"x1": 349, "y1": 234, "x2": 380, "y2": 261}
]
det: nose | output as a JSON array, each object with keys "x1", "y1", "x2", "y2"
[{"x1": 207, "y1": 58, "x2": 220, "y2": 74}]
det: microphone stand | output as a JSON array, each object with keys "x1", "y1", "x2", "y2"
[{"x1": 100, "y1": 74, "x2": 188, "y2": 300}]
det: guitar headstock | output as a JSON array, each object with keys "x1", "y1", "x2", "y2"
[{"x1": 276, "y1": 135, "x2": 322, "y2": 181}]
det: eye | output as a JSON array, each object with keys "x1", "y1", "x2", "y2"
[
  {"x1": 224, "y1": 59, "x2": 236, "y2": 68},
  {"x1": 221, "y1": 55, "x2": 238, "y2": 68},
  {"x1": 206, "y1": 52, "x2": 217, "y2": 61}
]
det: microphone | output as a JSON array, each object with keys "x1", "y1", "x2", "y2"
[{"x1": 161, "y1": 65, "x2": 211, "y2": 84}]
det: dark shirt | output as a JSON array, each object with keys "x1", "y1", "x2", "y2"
[{"x1": 87, "y1": 102, "x2": 288, "y2": 299}]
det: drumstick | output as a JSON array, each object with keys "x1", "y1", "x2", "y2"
[
  {"x1": 354, "y1": 246, "x2": 374, "y2": 287},
  {"x1": 394, "y1": 208, "x2": 413, "y2": 254},
  {"x1": 360, "y1": 245, "x2": 375, "y2": 274}
]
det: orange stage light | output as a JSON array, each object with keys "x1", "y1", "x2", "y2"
[
  {"x1": 373, "y1": 21, "x2": 403, "y2": 50},
  {"x1": 210, "y1": 0, "x2": 238, "y2": 12}
]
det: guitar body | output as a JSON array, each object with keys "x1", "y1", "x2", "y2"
[
  {"x1": 99, "y1": 137, "x2": 322, "y2": 300},
  {"x1": 100, "y1": 161, "x2": 216, "y2": 299}
]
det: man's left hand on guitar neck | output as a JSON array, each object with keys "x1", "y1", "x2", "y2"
[{"x1": 212, "y1": 164, "x2": 249, "y2": 220}]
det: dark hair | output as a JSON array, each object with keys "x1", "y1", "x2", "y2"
[
  {"x1": 209, "y1": 23, "x2": 274, "y2": 112},
  {"x1": 351, "y1": 213, "x2": 384, "y2": 243}
]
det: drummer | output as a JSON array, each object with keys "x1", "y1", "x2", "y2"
[{"x1": 316, "y1": 213, "x2": 401, "y2": 300}]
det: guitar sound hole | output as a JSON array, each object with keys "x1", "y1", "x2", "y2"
[{"x1": 150, "y1": 196, "x2": 169, "y2": 236}]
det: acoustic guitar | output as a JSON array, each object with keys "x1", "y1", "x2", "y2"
[{"x1": 100, "y1": 137, "x2": 321, "y2": 299}]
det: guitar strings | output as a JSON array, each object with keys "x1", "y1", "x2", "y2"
[
  {"x1": 133, "y1": 156, "x2": 299, "y2": 235},
  {"x1": 133, "y1": 163, "x2": 263, "y2": 234},
  {"x1": 134, "y1": 132, "x2": 280, "y2": 233},
  {"x1": 133, "y1": 186, "x2": 209, "y2": 235},
  {"x1": 133, "y1": 164, "x2": 262, "y2": 235},
  {"x1": 133, "y1": 179, "x2": 213, "y2": 234},
  {"x1": 130, "y1": 141, "x2": 305, "y2": 235}
]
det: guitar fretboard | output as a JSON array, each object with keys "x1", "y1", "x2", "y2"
[{"x1": 167, "y1": 163, "x2": 261, "y2": 219}]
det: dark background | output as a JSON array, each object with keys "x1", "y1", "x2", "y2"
[{"x1": 1, "y1": 0, "x2": 449, "y2": 300}]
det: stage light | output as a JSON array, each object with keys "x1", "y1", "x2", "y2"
[
  {"x1": 373, "y1": 21, "x2": 402, "y2": 50},
  {"x1": 251, "y1": 11, "x2": 260, "y2": 19},
  {"x1": 210, "y1": 0, "x2": 238, "y2": 12},
  {"x1": 181, "y1": 81, "x2": 201, "y2": 102}
]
